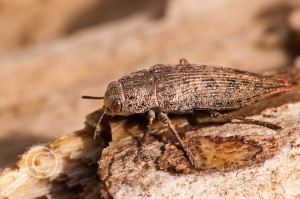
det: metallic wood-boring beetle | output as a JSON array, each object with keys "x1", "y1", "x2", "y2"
[{"x1": 83, "y1": 59, "x2": 292, "y2": 166}]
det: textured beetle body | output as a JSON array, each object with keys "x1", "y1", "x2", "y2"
[
  {"x1": 84, "y1": 60, "x2": 291, "y2": 167},
  {"x1": 104, "y1": 64, "x2": 291, "y2": 116}
]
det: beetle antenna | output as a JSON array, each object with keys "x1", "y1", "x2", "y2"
[
  {"x1": 94, "y1": 109, "x2": 106, "y2": 139},
  {"x1": 82, "y1": 95, "x2": 104, "y2": 100}
]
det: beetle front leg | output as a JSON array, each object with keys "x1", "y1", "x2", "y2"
[
  {"x1": 133, "y1": 110, "x2": 155, "y2": 162},
  {"x1": 94, "y1": 109, "x2": 106, "y2": 139},
  {"x1": 158, "y1": 112, "x2": 196, "y2": 167},
  {"x1": 208, "y1": 110, "x2": 282, "y2": 130}
]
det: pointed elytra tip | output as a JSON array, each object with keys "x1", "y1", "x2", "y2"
[{"x1": 281, "y1": 82, "x2": 293, "y2": 92}]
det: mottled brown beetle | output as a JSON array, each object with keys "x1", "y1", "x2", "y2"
[{"x1": 83, "y1": 59, "x2": 292, "y2": 166}]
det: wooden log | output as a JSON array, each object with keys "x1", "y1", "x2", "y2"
[{"x1": 1, "y1": 69, "x2": 300, "y2": 198}]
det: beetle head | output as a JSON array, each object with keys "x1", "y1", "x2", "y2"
[
  {"x1": 103, "y1": 81, "x2": 124, "y2": 116},
  {"x1": 82, "y1": 81, "x2": 125, "y2": 116}
]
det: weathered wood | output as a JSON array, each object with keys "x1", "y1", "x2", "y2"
[{"x1": 0, "y1": 68, "x2": 300, "y2": 198}]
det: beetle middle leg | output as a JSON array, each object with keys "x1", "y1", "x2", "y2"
[
  {"x1": 208, "y1": 110, "x2": 282, "y2": 130},
  {"x1": 158, "y1": 112, "x2": 196, "y2": 166},
  {"x1": 133, "y1": 110, "x2": 155, "y2": 162}
]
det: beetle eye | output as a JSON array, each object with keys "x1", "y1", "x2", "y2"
[{"x1": 113, "y1": 98, "x2": 122, "y2": 113}]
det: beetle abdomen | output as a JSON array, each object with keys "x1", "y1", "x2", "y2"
[{"x1": 150, "y1": 64, "x2": 291, "y2": 112}]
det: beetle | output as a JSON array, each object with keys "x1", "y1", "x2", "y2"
[{"x1": 83, "y1": 59, "x2": 292, "y2": 166}]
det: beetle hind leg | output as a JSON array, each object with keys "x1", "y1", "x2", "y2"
[
  {"x1": 208, "y1": 110, "x2": 282, "y2": 130},
  {"x1": 158, "y1": 112, "x2": 196, "y2": 167},
  {"x1": 133, "y1": 110, "x2": 155, "y2": 162}
]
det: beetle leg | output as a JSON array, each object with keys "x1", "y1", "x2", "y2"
[
  {"x1": 133, "y1": 110, "x2": 155, "y2": 162},
  {"x1": 158, "y1": 112, "x2": 196, "y2": 166},
  {"x1": 208, "y1": 110, "x2": 282, "y2": 130},
  {"x1": 94, "y1": 109, "x2": 106, "y2": 139},
  {"x1": 179, "y1": 58, "x2": 190, "y2": 65}
]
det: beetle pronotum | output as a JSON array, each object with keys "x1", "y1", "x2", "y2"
[{"x1": 83, "y1": 59, "x2": 292, "y2": 166}]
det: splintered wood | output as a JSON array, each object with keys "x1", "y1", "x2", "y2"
[{"x1": 0, "y1": 130, "x2": 107, "y2": 199}]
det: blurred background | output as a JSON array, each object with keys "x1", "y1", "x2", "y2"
[{"x1": 1, "y1": 0, "x2": 300, "y2": 167}]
